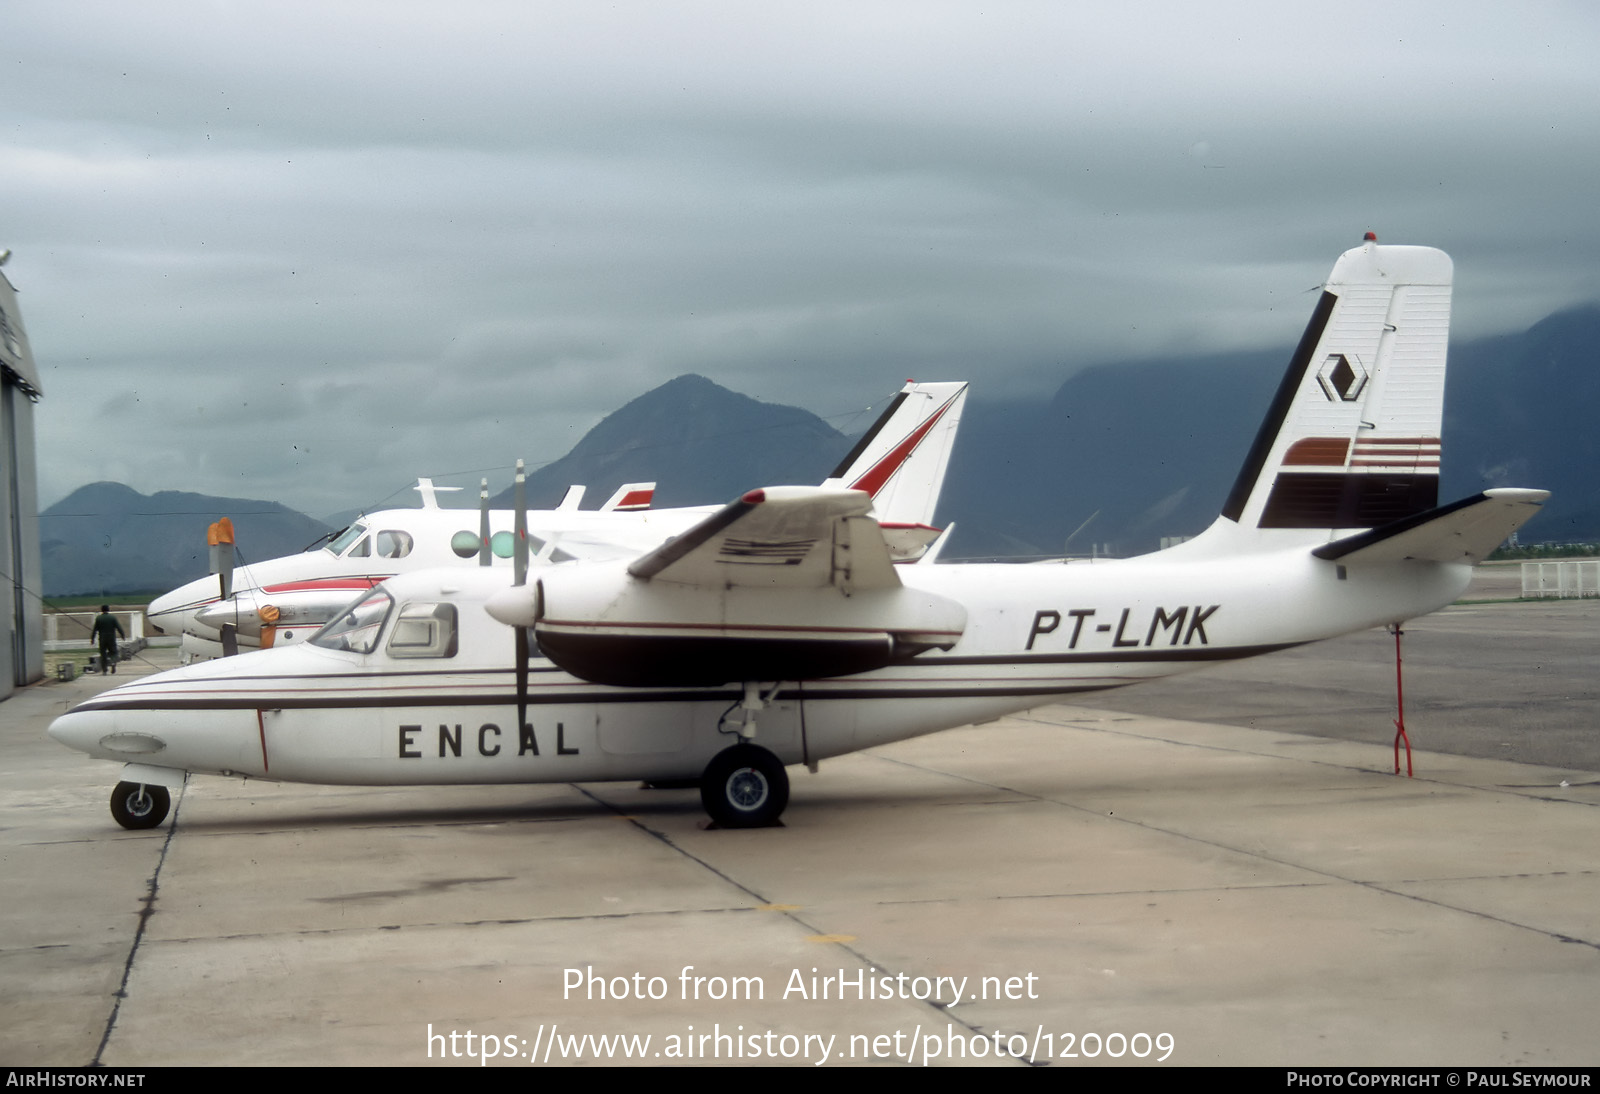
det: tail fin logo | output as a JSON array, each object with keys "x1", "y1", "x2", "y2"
[{"x1": 1317, "y1": 353, "x2": 1368, "y2": 402}]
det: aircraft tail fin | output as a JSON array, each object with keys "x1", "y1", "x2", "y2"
[
  {"x1": 1180, "y1": 237, "x2": 1457, "y2": 555},
  {"x1": 824, "y1": 380, "x2": 968, "y2": 529},
  {"x1": 600, "y1": 482, "x2": 656, "y2": 512}
]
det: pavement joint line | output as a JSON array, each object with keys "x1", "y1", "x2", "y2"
[
  {"x1": 868, "y1": 750, "x2": 1600, "y2": 954},
  {"x1": 93, "y1": 778, "x2": 187, "y2": 1068},
  {"x1": 570, "y1": 782, "x2": 1034, "y2": 1065},
  {"x1": 146, "y1": 814, "x2": 597, "y2": 837},
  {"x1": 1015, "y1": 713, "x2": 1600, "y2": 807},
  {"x1": 121, "y1": 905, "x2": 770, "y2": 946}
]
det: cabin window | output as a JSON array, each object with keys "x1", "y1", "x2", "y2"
[
  {"x1": 375, "y1": 530, "x2": 413, "y2": 559},
  {"x1": 309, "y1": 590, "x2": 392, "y2": 654},
  {"x1": 387, "y1": 602, "x2": 458, "y2": 659},
  {"x1": 491, "y1": 530, "x2": 578, "y2": 564}
]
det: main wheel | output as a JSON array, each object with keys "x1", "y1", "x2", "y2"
[
  {"x1": 110, "y1": 782, "x2": 170, "y2": 830},
  {"x1": 700, "y1": 745, "x2": 789, "y2": 828}
]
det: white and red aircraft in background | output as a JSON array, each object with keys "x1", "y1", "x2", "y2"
[
  {"x1": 147, "y1": 380, "x2": 969, "y2": 659},
  {"x1": 52, "y1": 238, "x2": 1546, "y2": 831}
]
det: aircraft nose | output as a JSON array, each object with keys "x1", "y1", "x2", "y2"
[
  {"x1": 148, "y1": 578, "x2": 211, "y2": 625},
  {"x1": 48, "y1": 711, "x2": 99, "y2": 755}
]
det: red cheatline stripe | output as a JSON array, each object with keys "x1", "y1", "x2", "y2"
[
  {"x1": 262, "y1": 577, "x2": 387, "y2": 594},
  {"x1": 256, "y1": 708, "x2": 270, "y2": 773}
]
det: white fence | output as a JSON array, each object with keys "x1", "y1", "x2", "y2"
[
  {"x1": 1521, "y1": 561, "x2": 1600, "y2": 599},
  {"x1": 43, "y1": 610, "x2": 146, "y2": 651}
]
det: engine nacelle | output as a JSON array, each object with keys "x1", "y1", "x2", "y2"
[{"x1": 488, "y1": 562, "x2": 967, "y2": 687}]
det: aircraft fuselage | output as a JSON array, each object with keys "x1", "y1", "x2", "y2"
[{"x1": 53, "y1": 550, "x2": 1470, "y2": 790}]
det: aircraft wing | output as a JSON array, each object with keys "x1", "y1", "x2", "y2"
[
  {"x1": 627, "y1": 486, "x2": 900, "y2": 592},
  {"x1": 1312, "y1": 489, "x2": 1550, "y2": 565},
  {"x1": 490, "y1": 486, "x2": 961, "y2": 686}
]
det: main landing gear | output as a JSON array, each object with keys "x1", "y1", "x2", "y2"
[
  {"x1": 110, "y1": 781, "x2": 171, "y2": 830},
  {"x1": 700, "y1": 681, "x2": 790, "y2": 827},
  {"x1": 700, "y1": 744, "x2": 789, "y2": 828}
]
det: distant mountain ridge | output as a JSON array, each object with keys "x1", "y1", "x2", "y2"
[
  {"x1": 41, "y1": 305, "x2": 1598, "y2": 594},
  {"x1": 41, "y1": 483, "x2": 333, "y2": 597},
  {"x1": 940, "y1": 303, "x2": 1600, "y2": 557}
]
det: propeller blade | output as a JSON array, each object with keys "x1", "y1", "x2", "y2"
[
  {"x1": 513, "y1": 459, "x2": 528, "y2": 587},
  {"x1": 515, "y1": 626, "x2": 529, "y2": 741},
  {"x1": 478, "y1": 478, "x2": 491, "y2": 568},
  {"x1": 208, "y1": 518, "x2": 235, "y2": 602},
  {"x1": 208, "y1": 518, "x2": 239, "y2": 656}
]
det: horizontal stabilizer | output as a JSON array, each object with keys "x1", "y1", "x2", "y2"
[{"x1": 1311, "y1": 489, "x2": 1549, "y2": 565}]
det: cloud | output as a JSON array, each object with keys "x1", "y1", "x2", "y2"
[{"x1": 9, "y1": 0, "x2": 1599, "y2": 516}]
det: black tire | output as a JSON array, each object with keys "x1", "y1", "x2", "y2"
[
  {"x1": 110, "y1": 781, "x2": 170, "y2": 830},
  {"x1": 700, "y1": 745, "x2": 789, "y2": 828}
]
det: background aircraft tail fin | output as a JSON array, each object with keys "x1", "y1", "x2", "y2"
[
  {"x1": 824, "y1": 380, "x2": 968, "y2": 529},
  {"x1": 600, "y1": 482, "x2": 655, "y2": 512}
]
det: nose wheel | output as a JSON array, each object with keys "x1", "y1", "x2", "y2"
[
  {"x1": 700, "y1": 745, "x2": 789, "y2": 828},
  {"x1": 110, "y1": 781, "x2": 171, "y2": 830}
]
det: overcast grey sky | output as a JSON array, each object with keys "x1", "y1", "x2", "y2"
[{"x1": 7, "y1": 1, "x2": 1598, "y2": 518}]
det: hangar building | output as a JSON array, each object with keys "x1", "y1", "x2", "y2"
[{"x1": 0, "y1": 256, "x2": 44, "y2": 698}]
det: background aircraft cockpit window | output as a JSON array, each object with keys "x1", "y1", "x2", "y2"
[
  {"x1": 326, "y1": 523, "x2": 368, "y2": 555},
  {"x1": 375, "y1": 530, "x2": 413, "y2": 559},
  {"x1": 387, "y1": 603, "x2": 458, "y2": 659},
  {"x1": 345, "y1": 535, "x2": 372, "y2": 558},
  {"x1": 309, "y1": 590, "x2": 393, "y2": 654}
]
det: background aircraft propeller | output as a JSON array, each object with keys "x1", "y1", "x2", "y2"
[{"x1": 207, "y1": 518, "x2": 239, "y2": 656}]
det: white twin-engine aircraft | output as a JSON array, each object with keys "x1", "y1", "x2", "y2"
[
  {"x1": 52, "y1": 238, "x2": 1546, "y2": 832},
  {"x1": 145, "y1": 379, "x2": 969, "y2": 659}
]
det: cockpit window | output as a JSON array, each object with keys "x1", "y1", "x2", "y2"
[
  {"x1": 326, "y1": 523, "x2": 368, "y2": 556},
  {"x1": 310, "y1": 589, "x2": 393, "y2": 654},
  {"x1": 387, "y1": 602, "x2": 458, "y2": 659},
  {"x1": 375, "y1": 530, "x2": 413, "y2": 559}
]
